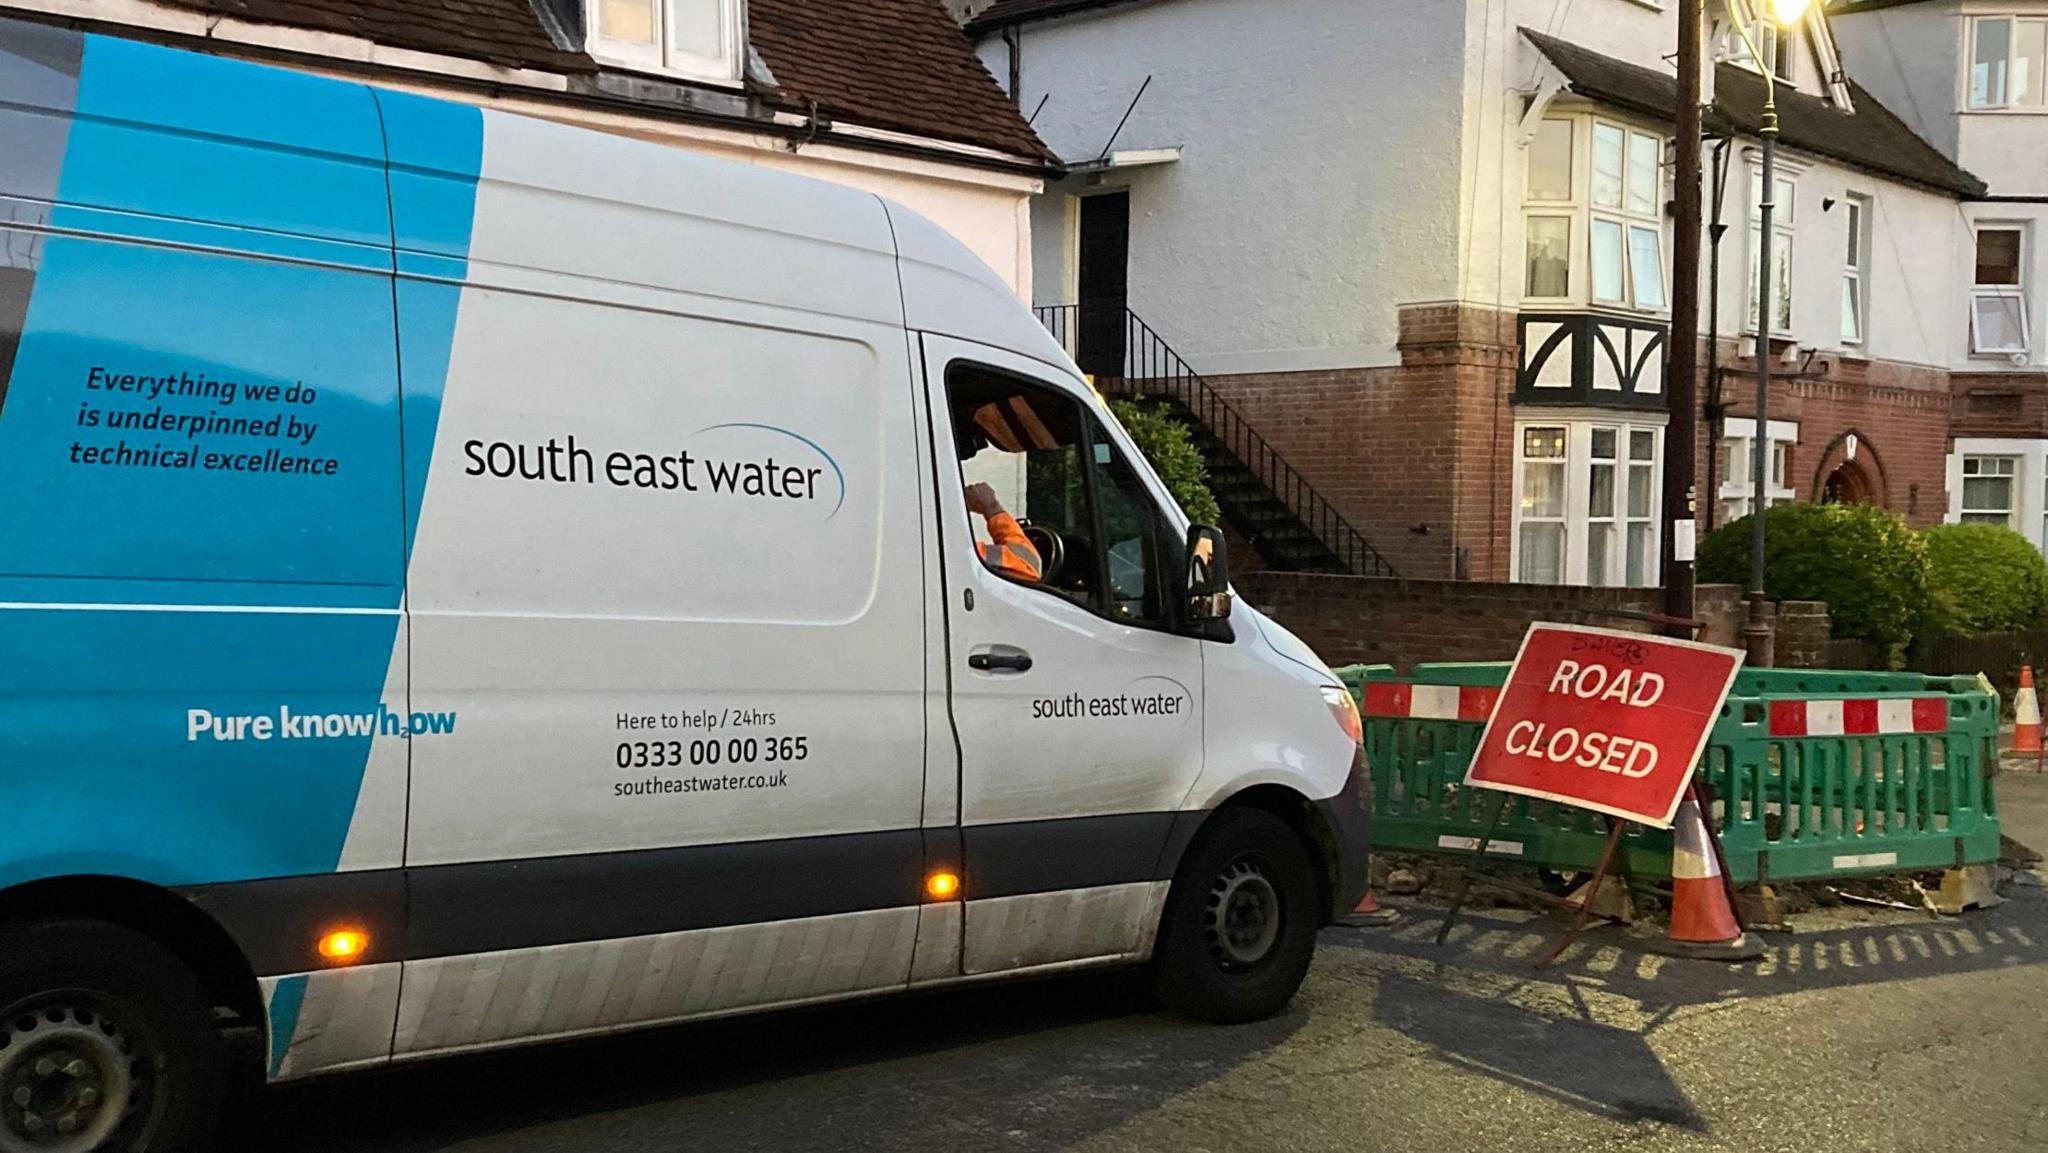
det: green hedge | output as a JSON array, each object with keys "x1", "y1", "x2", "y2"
[
  {"x1": 1923, "y1": 522, "x2": 2048, "y2": 634},
  {"x1": 1699, "y1": 503, "x2": 1932, "y2": 652},
  {"x1": 1108, "y1": 399, "x2": 1221, "y2": 524}
]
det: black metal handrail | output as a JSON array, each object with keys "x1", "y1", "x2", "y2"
[{"x1": 1036, "y1": 303, "x2": 1396, "y2": 578}]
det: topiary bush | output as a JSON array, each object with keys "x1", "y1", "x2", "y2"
[
  {"x1": 1109, "y1": 398, "x2": 1221, "y2": 525},
  {"x1": 1922, "y1": 522, "x2": 2048, "y2": 634},
  {"x1": 1697, "y1": 502, "x2": 1933, "y2": 652}
]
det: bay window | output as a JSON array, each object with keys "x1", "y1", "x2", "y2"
[
  {"x1": 1970, "y1": 15, "x2": 2048, "y2": 109},
  {"x1": 1513, "y1": 419, "x2": 1664, "y2": 587},
  {"x1": 1523, "y1": 116, "x2": 1667, "y2": 312},
  {"x1": 590, "y1": 0, "x2": 743, "y2": 84}
]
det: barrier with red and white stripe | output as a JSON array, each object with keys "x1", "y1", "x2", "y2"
[
  {"x1": 1766, "y1": 697, "x2": 1947, "y2": 737},
  {"x1": 1361, "y1": 682, "x2": 1500, "y2": 722}
]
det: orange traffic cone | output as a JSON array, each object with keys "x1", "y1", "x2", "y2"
[
  {"x1": 2014, "y1": 666, "x2": 2042, "y2": 754},
  {"x1": 1337, "y1": 885, "x2": 1400, "y2": 927},
  {"x1": 1649, "y1": 795, "x2": 1763, "y2": 961}
]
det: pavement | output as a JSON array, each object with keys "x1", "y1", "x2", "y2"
[{"x1": 231, "y1": 785, "x2": 2048, "y2": 1153}]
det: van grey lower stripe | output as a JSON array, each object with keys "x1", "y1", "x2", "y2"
[{"x1": 180, "y1": 811, "x2": 1198, "y2": 977}]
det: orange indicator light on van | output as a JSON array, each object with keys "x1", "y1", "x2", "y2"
[
  {"x1": 318, "y1": 929, "x2": 369, "y2": 963},
  {"x1": 925, "y1": 871, "x2": 961, "y2": 900}
]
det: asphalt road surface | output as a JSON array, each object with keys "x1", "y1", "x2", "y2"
[{"x1": 231, "y1": 780, "x2": 2048, "y2": 1153}]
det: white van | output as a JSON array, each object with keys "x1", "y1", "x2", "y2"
[{"x1": 0, "y1": 17, "x2": 1369, "y2": 1151}]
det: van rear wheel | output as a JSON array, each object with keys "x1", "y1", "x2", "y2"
[
  {"x1": 1151, "y1": 808, "x2": 1319, "y2": 1024},
  {"x1": 0, "y1": 921, "x2": 225, "y2": 1153}
]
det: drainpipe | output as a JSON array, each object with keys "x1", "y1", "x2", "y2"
[
  {"x1": 1004, "y1": 25, "x2": 1021, "y2": 106},
  {"x1": 1702, "y1": 135, "x2": 1732, "y2": 534}
]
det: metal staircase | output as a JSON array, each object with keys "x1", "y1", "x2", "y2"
[{"x1": 1036, "y1": 304, "x2": 1395, "y2": 577}]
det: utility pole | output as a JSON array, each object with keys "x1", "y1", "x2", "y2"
[{"x1": 1662, "y1": 0, "x2": 1703, "y2": 636}]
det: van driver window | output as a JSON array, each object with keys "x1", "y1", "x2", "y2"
[{"x1": 947, "y1": 366, "x2": 1169, "y2": 626}]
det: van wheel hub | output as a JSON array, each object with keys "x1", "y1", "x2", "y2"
[
  {"x1": 1206, "y1": 859, "x2": 1281, "y2": 969},
  {"x1": 0, "y1": 1004, "x2": 136, "y2": 1153}
]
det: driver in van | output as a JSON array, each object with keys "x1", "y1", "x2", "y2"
[{"x1": 956, "y1": 397, "x2": 1051, "y2": 583}]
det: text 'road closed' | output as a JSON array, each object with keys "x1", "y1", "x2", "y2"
[{"x1": 1465, "y1": 625, "x2": 1744, "y2": 828}]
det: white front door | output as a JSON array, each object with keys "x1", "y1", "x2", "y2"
[{"x1": 923, "y1": 336, "x2": 1204, "y2": 974}]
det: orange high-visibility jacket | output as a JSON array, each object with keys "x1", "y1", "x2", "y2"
[{"x1": 977, "y1": 511, "x2": 1042, "y2": 581}]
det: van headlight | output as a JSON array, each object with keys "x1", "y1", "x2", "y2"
[{"x1": 1320, "y1": 684, "x2": 1362, "y2": 745}]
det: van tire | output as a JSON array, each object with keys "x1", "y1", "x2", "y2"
[
  {"x1": 0, "y1": 920, "x2": 227, "y2": 1153},
  {"x1": 1150, "y1": 808, "x2": 1318, "y2": 1024}
]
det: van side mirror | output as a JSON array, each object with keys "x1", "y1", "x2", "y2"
[{"x1": 1185, "y1": 524, "x2": 1232, "y2": 621}]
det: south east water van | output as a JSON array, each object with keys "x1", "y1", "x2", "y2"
[{"x1": 0, "y1": 16, "x2": 1369, "y2": 1150}]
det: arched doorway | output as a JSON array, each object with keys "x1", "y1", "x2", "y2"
[{"x1": 1823, "y1": 458, "x2": 1878, "y2": 505}]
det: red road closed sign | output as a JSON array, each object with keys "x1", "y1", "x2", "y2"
[{"x1": 1465, "y1": 624, "x2": 1745, "y2": 828}]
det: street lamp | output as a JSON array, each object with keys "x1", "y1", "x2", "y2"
[{"x1": 1728, "y1": 0, "x2": 1808, "y2": 667}]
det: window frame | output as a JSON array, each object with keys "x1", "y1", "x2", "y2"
[
  {"x1": 1959, "y1": 454, "x2": 2020, "y2": 527},
  {"x1": 943, "y1": 361, "x2": 1187, "y2": 634},
  {"x1": 1718, "y1": 418, "x2": 1798, "y2": 523},
  {"x1": 588, "y1": 0, "x2": 746, "y2": 86},
  {"x1": 1972, "y1": 224, "x2": 2031, "y2": 356},
  {"x1": 1968, "y1": 14, "x2": 2048, "y2": 112},
  {"x1": 1522, "y1": 115, "x2": 1668, "y2": 315},
  {"x1": 1511, "y1": 417, "x2": 1666, "y2": 588},
  {"x1": 1746, "y1": 165, "x2": 1797, "y2": 335},
  {"x1": 1841, "y1": 194, "x2": 1870, "y2": 347}
]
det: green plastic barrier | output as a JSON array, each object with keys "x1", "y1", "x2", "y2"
[{"x1": 1342, "y1": 660, "x2": 2002, "y2": 885}]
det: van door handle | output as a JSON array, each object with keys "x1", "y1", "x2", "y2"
[{"x1": 968, "y1": 646, "x2": 1033, "y2": 673}]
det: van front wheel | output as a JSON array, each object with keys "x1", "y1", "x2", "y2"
[
  {"x1": 1151, "y1": 808, "x2": 1319, "y2": 1023},
  {"x1": 0, "y1": 921, "x2": 226, "y2": 1153}
]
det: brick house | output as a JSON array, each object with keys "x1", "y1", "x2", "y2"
[
  {"x1": 1834, "y1": 0, "x2": 2048, "y2": 550},
  {"x1": 1, "y1": 0, "x2": 1052, "y2": 295},
  {"x1": 964, "y1": 0, "x2": 2004, "y2": 586}
]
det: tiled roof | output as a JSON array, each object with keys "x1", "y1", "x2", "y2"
[
  {"x1": 165, "y1": 0, "x2": 593, "y2": 72},
  {"x1": 751, "y1": 0, "x2": 1049, "y2": 159},
  {"x1": 155, "y1": 0, "x2": 1050, "y2": 161},
  {"x1": 1524, "y1": 29, "x2": 1984, "y2": 197}
]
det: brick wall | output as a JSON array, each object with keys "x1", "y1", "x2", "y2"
[
  {"x1": 1236, "y1": 573, "x2": 1767, "y2": 670},
  {"x1": 1201, "y1": 302, "x2": 1517, "y2": 581},
  {"x1": 1698, "y1": 342, "x2": 1956, "y2": 532},
  {"x1": 1774, "y1": 600, "x2": 1832, "y2": 669}
]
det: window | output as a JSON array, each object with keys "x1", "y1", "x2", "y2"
[
  {"x1": 1725, "y1": 22, "x2": 1798, "y2": 83},
  {"x1": 1513, "y1": 420, "x2": 1664, "y2": 586},
  {"x1": 1972, "y1": 226, "x2": 2030, "y2": 355},
  {"x1": 1592, "y1": 124, "x2": 1666, "y2": 310},
  {"x1": 1519, "y1": 426, "x2": 1568, "y2": 583},
  {"x1": 1841, "y1": 195, "x2": 1869, "y2": 345},
  {"x1": 589, "y1": 0, "x2": 742, "y2": 83},
  {"x1": 1748, "y1": 168, "x2": 1795, "y2": 333},
  {"x1": 1522, "y1": 117, "x2": 1666, "y2": 312},
  {"x1": 948, "y1": 368, "x2": 1170, "y2": 626},
  {"x1": 1626, "y1": 429, "x2": 1657, "y2": 586},
  {"x1": 1970, "y1": 16, "x2": 2048, "y2": 109},
  {"x1": 1960, "y1": 455, "x2": 2018, "y2": 527},
  {"x1": 1718, "y1": 418, "x2": 1797, "y2": 523}
]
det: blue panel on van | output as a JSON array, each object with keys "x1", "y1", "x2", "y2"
[
  {"x1": 0, "y1": 28, "x2": 483, "y2": 892},
  {"x1": 0, "y1": 608, "x2": 399, "y2": 888},
  {"x1": 374, "y1": 90, "x2": 483, "y2": 562},
  {"x1": 54, "y1": 34, "x2": 391, "y2": 253}
]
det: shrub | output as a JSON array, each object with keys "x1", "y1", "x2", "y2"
[
  {"x1": 1922, "y1": 522, "x2": 2048, "y2": 634},
  {"x1": 1108, "y1": 399, "x2": 1221, "y2": 525},
  {"x1": 1697, "y1": 502, "x2": 1933, "y2": 651}
]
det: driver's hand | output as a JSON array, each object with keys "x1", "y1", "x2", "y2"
[{"x1": 964, "y1": 482, "x2": 1003, "y2": 518}]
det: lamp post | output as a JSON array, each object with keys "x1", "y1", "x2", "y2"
[{"x1": 1731, "y1": 0, "x2": 1809, "y2": 668}]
